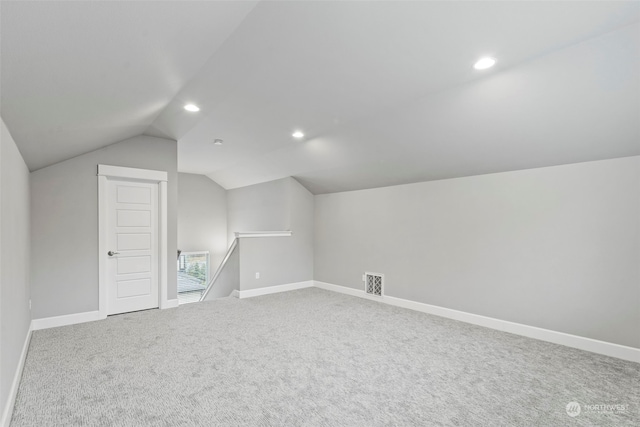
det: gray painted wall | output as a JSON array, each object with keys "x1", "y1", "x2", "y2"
[
  {"x1": 227, "y1": 178, "x2": 290, "y2": 243},
  {"x1": 30, "y1": 135, "x2": 178, "y2": 319},
  {"x1": 178, "y1": 173, "x2": 228, "y2": 275},
  {"x1": 228, "y1": 177, "x2": 314, "y2": 291},
  {"x1": 0, "y1": 118, "x2": 31, "y2": 419},
  {"x1": 315, "y1": 156, "x2": 640, "y2": 348}
]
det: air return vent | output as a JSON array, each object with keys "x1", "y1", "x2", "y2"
[{"x1": 364, "y1": 272, "x2": 384, "y2": 296}]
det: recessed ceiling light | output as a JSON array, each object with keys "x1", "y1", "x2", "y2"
[
  {"x1": 292, "y1": 131, "x2": 304, "y2": 138},
  {"x1": 184, "y1": 104, "x2": 200, "y2": 112},
  {"x1": 213, "y1": 139, "x2": 223, "y2": 145},
  {"x1": 474, "y1": 57, "x2": 496, "y2": 70}
]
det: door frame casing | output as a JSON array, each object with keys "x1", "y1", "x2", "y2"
[{"x1": 98, "y1": 164, "x2": 169, "y2": 318}]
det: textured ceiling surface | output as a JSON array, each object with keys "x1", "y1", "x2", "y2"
[{"x1": 1, "y1": 1, "x2": 639, "y2": 193}]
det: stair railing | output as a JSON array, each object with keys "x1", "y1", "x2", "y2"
[{"x1": 199, "y1": 238, "x2": 238, "y2": 301}]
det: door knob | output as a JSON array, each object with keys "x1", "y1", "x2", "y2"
[{"x1": 108, "y1": 251, "x2": 120, "y2": 256}]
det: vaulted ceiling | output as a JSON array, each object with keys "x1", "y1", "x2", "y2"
[{"x1": 2, "y1": 1, "x2": 639, "y2": 194}]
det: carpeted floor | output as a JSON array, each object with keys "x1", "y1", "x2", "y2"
[{"x1": 11, "y1": 288, "x2": 640, "y2": 426}]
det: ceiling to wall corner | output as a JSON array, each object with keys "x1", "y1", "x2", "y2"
[{"x1": 1, "y1": 1, "x2": 639, "y2": 193}]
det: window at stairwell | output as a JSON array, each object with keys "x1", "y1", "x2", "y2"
[{"x1": 177, "y1": 251, "x2": 209, "y2": 304}]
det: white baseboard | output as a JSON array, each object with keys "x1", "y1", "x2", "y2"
[
  {"x1": 161, "y1": 299, "x2": 179, "y2": 309},
  {"x1": 313, "y1": 281, "x2": 640, "y2": 363},
  {"x1": 0, "y1": 328, "x2": 32, "y2": 427},
  {"x1": 32, "y1": 299, "x2": 179, "y2": 330},
  {"x1": 31, "y1": 310, "x2": 104, "y2": 331},
  {"x1": 238, "y1": 280, "x2": 314, "y2": 299}
]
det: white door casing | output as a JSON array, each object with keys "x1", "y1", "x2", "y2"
[
  {"x1": 98, "y1": 165, "x2": 171, "y2": 318},
  {"x1": 107, "y1": 179, "x2": 158, "y2": 315}
]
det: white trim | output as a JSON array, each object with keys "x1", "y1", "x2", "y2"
[
  {"x1": 98, "y1": 175, "x2": 108, "y2": 318},
  {"x1": 238, "y1": 280, "x2": 313, "y2": 299},
  {"x1": 97, "y1": 164, "x2": 167, "y2": 182},
  {"x1": 0, "y1": 329, "x2": 32, "y2": 427},
  {"x1": 30, "y1": 301, "x2": 179, "y2": 331},
  {"x1": 313, "y1": 281, "x2": 640, "y2": 363},
  {"x1": 98, "y1": 165, "x2": 170, "y2": 317},
  {"x1": 315, "y1": 281, "x2": 371, "y2": 298},
  {"x1": 234, "y1": 231, "x2": 292, "y2": 238},
  {"x1": 158, "y1": 181, "x2": 169, "y2": 309},
  {"x1": 163, "y1": 299, "x2": 179, "y2": 309},
  {"x1": 31, "y1": 311, "x2": 104, "y2": 331}
]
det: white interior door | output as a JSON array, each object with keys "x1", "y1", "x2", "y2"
[{"x1": 106, "y1": 178, "x2": 159, "y2": 315}]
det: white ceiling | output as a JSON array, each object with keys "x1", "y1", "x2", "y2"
[
  {"x1": 2, "y1": 1, "x2": 639, "y2": 194},
  {"x1": 0, "y1": 0, "x2": 258, "y2": 170}
]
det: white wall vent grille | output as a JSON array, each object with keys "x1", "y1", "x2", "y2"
[{"x1": 364, "y1": 272, "x2": 384, "y2": 296}]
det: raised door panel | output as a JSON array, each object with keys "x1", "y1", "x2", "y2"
[{"x1": 107, "y1": 179, "x2": 159, "y2": 315}]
